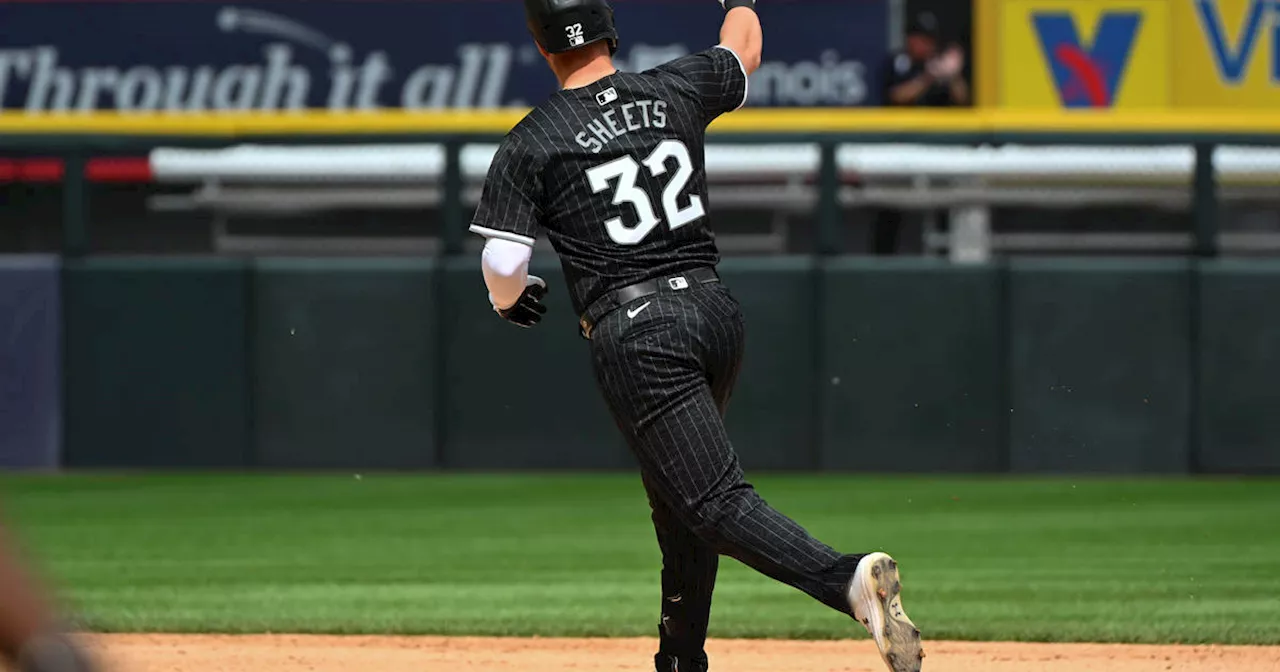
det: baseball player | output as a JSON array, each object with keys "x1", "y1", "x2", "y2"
[
  {"x1": 0, "y1": 523, "x2": 99, "y2": 672},
  {"x1": 470, "y1": 1, "x2": 923, "y2": 670}
]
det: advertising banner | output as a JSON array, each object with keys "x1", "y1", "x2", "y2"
[
  {"x1": 0, "y1": 0, "x2": 890, "y2": 113},
  {"x1": 1173, "y1": 0, "x2": 1280, "y2": 108},
  {"x1": 998, "y1": 0, "x2": 1170, "y2": 108},
  {"x1": 992, "y1": 0, "x2": 1278, "y2": 109}
]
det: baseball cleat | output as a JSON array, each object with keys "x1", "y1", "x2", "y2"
[{"x1": 849, "y1": 552, "x2": 924, "y2": 672}]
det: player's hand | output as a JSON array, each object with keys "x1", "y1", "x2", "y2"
[{"x1": 494, "y1": 275, "x2": 548, "y2": 328}]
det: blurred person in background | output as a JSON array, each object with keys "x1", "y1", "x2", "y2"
[
  {"x1": 884, "y1": 11, "x2": 969, "y2": 108},
  {"x1": 0, "y1": 524, "x2": 98, "y2": 672},
  {"x1": 873, "y1": 12, "x2": 969, "y2": 254}
]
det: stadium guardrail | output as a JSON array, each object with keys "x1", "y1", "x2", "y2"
[{"x1": 3, "y1": 109, "x2": 1280, "y2": 258}]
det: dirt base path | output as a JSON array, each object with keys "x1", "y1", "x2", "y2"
[{"x1": 92, "y1": 634, "x2": 1280, "y2": 672}]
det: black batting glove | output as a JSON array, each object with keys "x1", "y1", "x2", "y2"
[
  {"x1": 493, "y1": 275, "x2": 548, "y2": 328},
  {"x1": 720, "y1": 0, "x2": 756, "y2": 9}
]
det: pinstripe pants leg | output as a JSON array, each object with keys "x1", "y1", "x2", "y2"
[
  {"x1": 590, "y1": 284, "x2": 863, "y2": 666},
  {"x1": 642, "y1": 473, "x2": 717, "y2": 667},
  {"x1": 637, "y1": 317, "x2": 750, "y2": 668}
]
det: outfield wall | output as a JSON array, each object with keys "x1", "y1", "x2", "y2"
[
  {"x1": 3, "y1": 256, "x2": 1276, "y2": 474},
  {"x1": 2, "y1": 112, "x2": 1277, "y2": 474}
]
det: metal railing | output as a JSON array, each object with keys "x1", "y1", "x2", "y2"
[{"x1": 4, "y1": 109, "x2": 1280, "y2": 260}]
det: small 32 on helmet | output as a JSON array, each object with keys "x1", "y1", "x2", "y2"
[{"x1": 524, "y1": 0, "x2": 619, "y2": 55}]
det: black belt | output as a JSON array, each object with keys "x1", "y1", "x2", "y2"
[{"x1": 579, "y1": 267, "x2": 720, "y2": 340}]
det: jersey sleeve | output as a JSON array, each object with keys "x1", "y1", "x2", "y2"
[
  {"x1": 469, "y1": 135, "x2": 543, "y2": 246},
  {"x1": 653, "y1": 46, "x2": 749, "y2": 123}
]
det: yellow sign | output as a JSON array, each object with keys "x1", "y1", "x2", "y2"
[
  {"x1": 1173, "y1": 0, "x2": 1280, "y2": 107},
  {"x1": 982, "y1": 0, "x2": 1280, "y2": 110},
  {"x1": 998, "y1": 0, "x2": 1170, "y2": 108}
]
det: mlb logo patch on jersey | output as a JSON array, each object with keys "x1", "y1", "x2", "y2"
[{"x1": 596, "y1": 87, "x2": 619, "y2": 106}]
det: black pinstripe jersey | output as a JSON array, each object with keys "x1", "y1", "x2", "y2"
[{"x1": 469, "y1": 46, "x2": 749, "y2": 316}]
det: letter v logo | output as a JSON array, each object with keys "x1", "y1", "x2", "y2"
[
  {"x1": 1195, "y1": 0, "x2": 1272, "y2": 84},
  {"x1": 1033, "y1": 12, "x2": 1142, "y2": 107}
]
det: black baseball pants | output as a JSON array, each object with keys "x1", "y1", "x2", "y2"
[{"x1": 586, "y1": 278, "x2": 863, "y2": 668}]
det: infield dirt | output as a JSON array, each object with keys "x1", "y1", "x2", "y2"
[{"x1": 92, "y1": 634, "x2": 1280, "y2": 672}]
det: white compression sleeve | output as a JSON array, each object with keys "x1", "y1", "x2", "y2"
[{"x1": 481, "y1": 236, "x2": 533, "y2": 310}]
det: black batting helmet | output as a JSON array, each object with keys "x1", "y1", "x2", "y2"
[{"x1": 524, "y1": 0, "x2": 619, "y2": 55}]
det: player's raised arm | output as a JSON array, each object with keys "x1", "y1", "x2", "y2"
[
  {"x1": 718, "y1": 0, "x2": 762, "y2": 75},
  {"x1": 651, "y1": 0, "x2": 760, "y2": 123}
]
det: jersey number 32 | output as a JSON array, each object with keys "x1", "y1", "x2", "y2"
[{"x1": 586, "y1": 140, "x2": 706, "y2": 245}]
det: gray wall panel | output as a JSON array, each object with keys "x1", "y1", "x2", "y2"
[
  {"x1": 1198, "y1": 261, "x2": 1280, "y2": 473},
  {"x1": 63, "y1": 258, "x2": 249, "y2": 468},
  {"x1": 252, "y1": 259, "x2": 438, "y2": 469},
  {"x1": 719, "y1": 257, "x2": 821, "y2": 470},
  {"x1": 1008, "y1": 260, "x2": 1191, "y2": 473},
  {"x1": 0, "y1": 257, "x2": 61, "y2": 469},
  {"x1": 821, "y1": 259, "x2": 1004, "y2": 472}
]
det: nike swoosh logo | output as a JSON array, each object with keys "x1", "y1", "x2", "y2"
[{"x1": 627, "y1": 302, "x2": 651, "y2": 319}]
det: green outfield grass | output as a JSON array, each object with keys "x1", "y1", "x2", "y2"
[{"x1": 0, "y1": 474, "x2": 1277, "y2": 644}]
